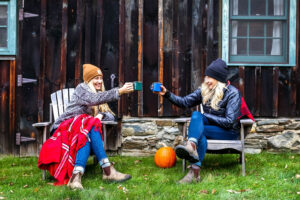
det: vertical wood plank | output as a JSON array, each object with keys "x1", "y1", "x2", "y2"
[
  {"x1": 60, "y1": 0, "x2": 68, "y2": 89},
  {"x1": 272, "y1": 67, "x2": 279, "y2": 117},
  {"x1": 95, "y1": 0, "x2": 104, "y2": 68},
  {"x1": 172, "y1": 0, "x2": 179, "y2": 115},
  {"x1": 118, "y1": 0, "x2": 126, "y2": 118},
  {"x1": 244, "y1": 67, "x2": 256, "y2": 115},
  {"x1": 260, "y1": 67, "x2": 273, "y2": 116},
  {"x1": 143, "y1": 0, "x2": 158, "y2": 116},
  {"x1": 74, "y1": 0, "x2": 84, "y2": 86},
  {"x1": 158, "y1": 0, "x2": 163, "y2": 116},
  {"x1": 9, "y1": 60, "x2": 16, "y2": 154},
  {"x1": 137, "y1": 0, "x2": 143, "y2": 116},
  {"x1": 238, "y1": 66, "x2": 245, "y2": 97},
  {"x1": 206, "y1": 0, "x2": 214, "y2": 65},
  {"x1": 84, "y1": 1, "x2": 92, "y2": 63},
  {"x1": 191, "y1": 0, "x2": 204, "y2": 91},
  {"x1": 254, "y1": 67, "x2": 261, "y2": 116},
  {"x1": 162, "y1": 0, "x2": 173, "y2": 116},
  {"x1": 38, "y1": 0, "x2": 47, "y2": 122}
]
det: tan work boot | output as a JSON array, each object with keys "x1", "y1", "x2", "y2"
[
  {"x1": 178, "y1": 165, "x2": 200, "y2": 184},
  {"x1": 175, "y1": 140, "x2": 199, "y2": 163},
  {"x1": 67, "y1": 172, "x2": 83, "y2": 190},
  {"x1": 102, "y1": 165, "x2": 131, "y2": 182}
]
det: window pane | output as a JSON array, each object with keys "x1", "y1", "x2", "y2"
[
  {"x1": 266, "y1": 39, "x2": 282, "y2": 55},
  {"x1": 267, "y1": 21, "x2": 282, "y2": 37},
  {"x1": 249, "y1": 22, "x2": 264, "y2": 37},
  {"x1": 251, "y1": 0, "x2": 266, "y2": 16},
  {"x1": 0, "y1": 5, "x2": 8, "y2": 26},
  {"x1": 268, "y1": 0, "x2": 284, "y2": 16},
  {"x1": 249, "y1": 39, "x2": 264, "y2": 55},
  {"x1": 231, "y1": 21, "x2": 247, "y2": 37},
  {"x1": 233, "y1": 0, "x2": 248, "y2": 16},
  {"x1": 231, "y1": 38, "x2": 247, "y2": 55},
  {"x1": 0, "y1": 27, "x2": 8, "y2": 47}
]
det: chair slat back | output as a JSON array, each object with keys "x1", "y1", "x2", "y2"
[{"x1": 50, "y1": 88, "x2": 75, "y2": 121}]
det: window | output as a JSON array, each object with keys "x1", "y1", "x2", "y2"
[
  {"x1": 222, "y1": 0, "x2": 296, "y2": 66},
  {"x1": 0, "y1": 0, "x2": 17, "y2": 55}
]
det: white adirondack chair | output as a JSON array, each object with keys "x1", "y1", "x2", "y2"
[
  {"x1": 32, "y1": 88, "x2": 117, "y2": 179},
  {"x1": 174, "y1": 105, "x2": 254, "y2": 176}
]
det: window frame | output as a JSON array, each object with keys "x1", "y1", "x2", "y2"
[
  {"x1": 0, "y1": 0, "x2": 17, "y2": 56},
  {"x1": 222, "y1": 0, "x2": 296, "y2": 66}
]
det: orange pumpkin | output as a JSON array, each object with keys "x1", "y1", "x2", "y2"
[{"x1": 154, "y1": 147, "x2": 176, "y2": 168}]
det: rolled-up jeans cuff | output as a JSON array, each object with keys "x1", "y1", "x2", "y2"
[
  {"x1": 191, "y1": 161, "x2": 201, "y2": 167},
  {"x1": 188, "y1": 137, "x2": 198, "y2": 145},
  {"x1": 73, "y1": 165, "x2": 85, "y2": 174}
]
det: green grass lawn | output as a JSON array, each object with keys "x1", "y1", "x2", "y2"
[{"x1": 0, "y1": 152, "x2": 299, "y2": 200}]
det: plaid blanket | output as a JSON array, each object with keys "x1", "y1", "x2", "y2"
[{"x1": 38, "y1": 114, "x2": 102, "y2": 185}]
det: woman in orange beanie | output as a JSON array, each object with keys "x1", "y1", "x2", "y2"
[{"x1": 39, "y1": 64, "x2": 134, "y2": 190}]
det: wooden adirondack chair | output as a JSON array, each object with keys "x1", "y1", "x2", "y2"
[
  {"x1": 174, "y1": 105, "x2": 254, "y2": 176},
  {"x1": 32, "y1": 88, "x2": 119, "y2": 179}
]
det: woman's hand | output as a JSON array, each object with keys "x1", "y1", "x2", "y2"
[
  {"x1": 95, "y1": 113, "x2": 104, "y2": 121},
  {"x1": 118, "y1": 82, "x2": 134, "y2": 95},
  {"x1": 153, "y1": 85, "x2": 167, "y2": 96}
]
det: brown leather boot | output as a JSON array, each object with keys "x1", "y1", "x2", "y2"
[
  {"x1": 67, "y1": 172, "x2": 83, "y2": 190},
  {"x1": 178, "y1": 165, "x2": 200, "y2": 184},
  {"x1": 102, "y1": 165, "x2": 131, "y2": 182},
  {"x1": 175, "y1": 140, "x2": 199, "y2": 163}
]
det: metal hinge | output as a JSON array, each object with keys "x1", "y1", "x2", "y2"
[
  {"x1": 17, "y1": 74, "x2": 37, "y2": 87},
  {"x1": 19, "y1": 9, "x2": 39, "y2": 21}
]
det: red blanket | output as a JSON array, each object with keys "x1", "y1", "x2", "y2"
[{"x1": 38, "y1": 114, "x2": 102, "y2": 185}]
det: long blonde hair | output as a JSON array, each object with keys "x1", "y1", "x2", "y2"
[
  {"x1": 87, "y1": 81, "x2": 115, "y2": 116},
  {"x1": 201, "y1": 81, "x2": 226, "y2": 110}
]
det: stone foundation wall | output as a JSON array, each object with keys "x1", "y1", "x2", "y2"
[{"x1": 121, "y1": 117, "x2": 300, "y2": 156}]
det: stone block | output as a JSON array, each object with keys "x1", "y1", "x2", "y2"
[
  {"x1": 257, "y1": 119, "x2": 279, "y2": 126},
  {"x1": 284, "y1": 122, "x2": 300, "y2": 130},
  {"x1": 155, "y1": 120, "x2": 174, "y2": 126},
  {"x1": 268, "y1": 130, "x2": 300, "y2": 151},
  {"x1": 122, "y1": 140, "x2": 148, "y2": 149},
  {"x1": 278, "y1": 119, "x2": 292, "y2": 125},
  {"x1": 256, "y1": 125, "x2": 284, "y2": 133},
  {"x1": 244, "y1": 148, "x2": 262, "y2": 154}
]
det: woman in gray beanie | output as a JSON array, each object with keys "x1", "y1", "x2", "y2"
[{"x1": 154, "y1": 58, "x2": 241, "y2": 183}]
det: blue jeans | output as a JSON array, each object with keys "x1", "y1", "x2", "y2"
[
  {"x1": 188, "y1": 111, "x2": 239, "y2": 167},
  {"x1": 75, "y1": 126, "x2": 107, "y2": 169}
]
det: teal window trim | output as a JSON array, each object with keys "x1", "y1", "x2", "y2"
[
  {"x1": 0, "y1": 0, "x2": 17, "y2": 55},
  {"x1": 222, "y1": 0, "x2": 296, "y2": 67}
]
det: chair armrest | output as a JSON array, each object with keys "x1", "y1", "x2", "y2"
[
  {"x1": 240, "y1": 119, "x2": 254, "y2": 126},
  {"x1": 32, "y1": 122, "x2": 52, "y2": 127},
  {"x1": 173, "y1": 118, "x2": 190, "y2": 123},
  {"x1": 101, "y1": 121, "x2": 118, "y2": 125}
]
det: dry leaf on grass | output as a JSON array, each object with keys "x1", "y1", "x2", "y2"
[
  {"x1": 227, "y1": 189, "x2": 250, "y2": 194},
  {"x1": 199, "y1": 190, "x2": 209, "y2": 194},
  {"x1": 9, "y1": 190, "x2": 13, "y2": 194},
  {"x1": 8, "y1": 182, "x2": 13, "y2": 186},
  {"x1": 23, "y1": 185, "x2": 28, "y2": 188},
  {"x1": 285, "y1": 164, "x2": 288, "y2": 169},
  {"x1": 296, "y1": 174, "x2": 300, "y2": 179},
  {"x1": 11, "y1": 163, "x2": 16, "y2": 167},
  {"x1": 117, "y1": 185, "x2": 128, "y2": 193},
  {"x1": 134, "y1": 160, "x2": 142, "y2": 164},
  {"x1": 297, "y1": 192, "x2": 300, "y2": 195},
  {"x1": 99, "y1": 186, "x2": 104, "y2": 191},
  {"x1": 34, "y1": 188, "x2": 39, "y2": 192},
  {"x1": 211, "y1": 189, "x2": 217, "y2": 194},
  {"x1": 261, "y1": 177, "x2": 265, "y2": 181},
  {"x1": 47, "y1": 182, "x2": 54, "y2": 186},
  {"x1": 0, "y1": 197, "x2": 6, "y2": 199}
]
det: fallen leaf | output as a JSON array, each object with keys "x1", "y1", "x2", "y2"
[
  {"x1": 134, "y1": 160, "x2": 142, "y2": 164},
  {"x1": 0, "y1": 192, "x2": 3, "y2": 195},
  {"x1": 9, "y1": 190, "x2": 13, "y2": 194},
  {"x1": 261, "y1": 177, "x2": 265, "y2": 181},
  {"x1": 211, "y1": 189, "x2": 217, "y2": 194},
  {"x1": 9, "y1": 182, "x2": 13, "y2": 186},
  {"x1": 296, "y1": 174, "x2": 300, "y2": 179},
  {"x1": 11, "y1": 163, "x2": 16, "y2": 167},
  {"x1": 34, "y1": 188, "x2": 39, "y2": 192},
  {"x1": 0, "y1": 197, "x2": 6, "y2": 199},
  {"x1": 227, "y1": 189, "x2": 241, "y2": 194},
  {"x1": 47, "y1": 182, "x2": 54, "y2": 186},
  {"x1": 240, "y1": 189, "x2": 250, "y2": 193},
  {"x1": 297, "y1": 192, "x2": 300, "y2": 195},
  {"x1": 23, "y1": 185, "x2": 28, "y2": 188},
  {"x1": 200, "y1": 190, "x2": 209, "y2": 194},
  {"x1": 285, "y1": 164, "x2": 288, "y2": 169},
  {"x1": 290, "y1": 156, "x2": 294, "y2": 159},
  {"x1": 99, "y1": 186, "x2": 104, "y2": 191},
  {"x1": 144, "y1": 174, "x2": 148, "y2": 176}
]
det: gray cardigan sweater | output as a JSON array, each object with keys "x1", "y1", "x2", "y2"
[{"x1": 51, "y1": 83, "x2": 119, "y2": 131}]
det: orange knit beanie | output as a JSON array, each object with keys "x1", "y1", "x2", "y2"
[{"x1": 83, "y1": 64, "x2": 103, "y2": 83}]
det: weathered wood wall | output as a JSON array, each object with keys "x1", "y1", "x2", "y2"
[{"x1": 0, "y1": 0, "x2": 299, "y2": 154}]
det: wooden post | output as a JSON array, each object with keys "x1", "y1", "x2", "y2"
[
  {"x1": 95, "y1": 0, "x2": 104, "y2": 68},
  {"x1": 138, "y1": 0, "x2": 144, "y2": 116},
  {"x1": 272, "y1": 67, "x2": 279, "y2": 117},
  {"x1": 75, "y1": 0, "x2": 84, "y2": 86},
  {"x1": 60, "y1": 0, "x2": 68, "y2": 89},
  {"x1": 9, "y1": 60, "x2": 16, "y2": 154},
  {"x1": 118, "y1": 0, "x2": 125, "y2": 118},
  {"x1": 158, "y1": 0, "x2": 163, "y2": 116}
]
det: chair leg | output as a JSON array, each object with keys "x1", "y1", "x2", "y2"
[
  {"x1": 242, "y1": 151, "x2": 245, "y2": 176},
  {"x1": 42, "y1": 170, "x2": 46, "y2": 180},
  {"x1": 182, "y1": 159, "x2": 186, "y2": 173}
]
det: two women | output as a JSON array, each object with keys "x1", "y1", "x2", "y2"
[
  {"x1": 38, "y1": 64, "x2": 134, "y2": 189},
  {"x1": 155, "y1": 58, "x2": 241, "y2": 183}
]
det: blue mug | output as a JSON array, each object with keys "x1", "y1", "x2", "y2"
[{"x1": 151, "y1": 82, "x2": 162, "y2": 92}]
